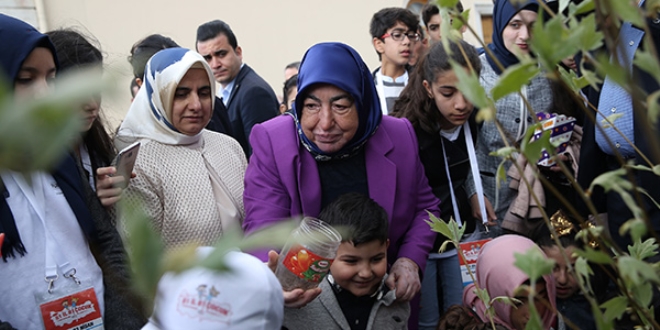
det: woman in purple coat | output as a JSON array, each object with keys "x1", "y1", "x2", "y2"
[{"x1": 243, "y1": 42, "x2": 440, "y2": 322}]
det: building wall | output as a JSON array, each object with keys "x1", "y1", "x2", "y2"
[
  {"x1": 39, "y1": 0, "x2": 405, "y2": 128},
  {"x1": 4, "y1": 0, "x2": 494, "y2": 128}
]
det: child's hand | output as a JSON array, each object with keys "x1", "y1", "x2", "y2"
[
  {"x1": 470, "y1": 194, "x2": 497, "y2": 226},
  {"x1": 267, "y1": 250, "x2": 322, "y2": 308},
  {"x1": 386, "y1": 257, "x2": 420, "y2": 302}
]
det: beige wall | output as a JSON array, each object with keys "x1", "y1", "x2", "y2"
[
  {"x1": 41, "y1": 0, "x2": 407, "y2": 128},
  {"x1": 32, "y1": 0, "x2": 494, "y2": 129}
]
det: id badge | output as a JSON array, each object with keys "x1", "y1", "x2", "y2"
[{"x1": 36, "y1": 285, "x2": 104, "y2": 330}]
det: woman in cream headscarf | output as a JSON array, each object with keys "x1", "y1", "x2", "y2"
[{"x1": 116, "y1": 48, "x2": 246, "y2": 248}]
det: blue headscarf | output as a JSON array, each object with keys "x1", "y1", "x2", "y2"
[
  {"x1": 292, "y1": 42, "x2": 382, "y2": 161},
  {"x1": 0, "y1": 14, "x2": 58, "y2": 83},
  {"x1": 0, "y1": 14, "x2": 60, "y2": 260},
  {"x1": 487, "y1": 0, "x2": 539, "y2": 75}
]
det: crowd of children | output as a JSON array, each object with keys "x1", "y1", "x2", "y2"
[{"x1": 1, "y1": 0, "x2": 659, "y2": 329}]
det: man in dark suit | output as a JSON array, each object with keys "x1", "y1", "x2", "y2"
[
  {"x1": 578, "y1": 0, "x2": 660, "y2": 250},
  {"x1": 196, "y1": 20, "x2": 279, "y2": 157}
]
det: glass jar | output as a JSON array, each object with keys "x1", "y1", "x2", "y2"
[{"x1": 275, "y1": 217, "x2": 342, "y2": 291}]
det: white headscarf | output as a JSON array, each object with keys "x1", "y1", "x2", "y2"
[{"x1": 116, "y1": 48, "x2": 215, "y2": 146}]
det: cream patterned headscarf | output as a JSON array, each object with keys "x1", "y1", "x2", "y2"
[{"x1": 116, "y1": 48, "x2": 215, "y2": 147}]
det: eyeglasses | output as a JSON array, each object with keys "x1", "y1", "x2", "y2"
[{"x1": 381, "y1": 30, "x2": 420, "y2": 42}]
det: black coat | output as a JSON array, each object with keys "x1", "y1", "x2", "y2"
[
  {"x1": 577, "y1": 12, "x2": 660, "y2": 249},
  {"x1": 415, "y1": 117, "x2": 478, "y2": 251},
  {"x1": 222, "y1": 64, "x2": 279, "y2": 157},
  {"x1": 205, "y1": 96, "x2": 234, "y2": 138}
]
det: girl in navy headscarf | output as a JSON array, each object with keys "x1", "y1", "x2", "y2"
[
  {"x1": 243, "y1": 42, "x2": 440, "y2": 326},
  {"x1": 466, "y1": 0, "x2": 554, "y2": 229},
  {"x1": 0, "y1": 14, "x2": 144, "y2": 329}
]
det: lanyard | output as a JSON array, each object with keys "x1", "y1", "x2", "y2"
[
  {"x1": 2, "y1": 172, "x2": 80, "y2": 293},
  {"x1": 440, "y1": 123, "x2": 488, "y2": 228},
  {"x1": 515, "y1": 85, "x2": 529, "y2": 142}
]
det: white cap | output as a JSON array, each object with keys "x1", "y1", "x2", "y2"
[{"x1": 142, "y1": 248, "x2": 284, "y2": 330}]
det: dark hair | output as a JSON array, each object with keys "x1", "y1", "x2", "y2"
[
  {"x1": 46, "y1": 28, "x2": 115, "y2": 166},
  {"x1": 285, "y1": 61, "x2": 300, "y2": 71},
  {"x1": 196, "y1": 20, "x2": 237, "y2": 48},
  {"x1": 370, "y1": 7, "x2": 419, "y2": 60},
  {"x1": 47, "y1": 29, "x2": 102, "y2": 71},
  {"x1": 422, "y1": 4, "x2": 440, "y2": 27},
  {"x1": 422, "y1": 2, "x2": 464, "y2": 27},
  {"x1": 128, "y1": 34, "x2": 179, "y2": 79},
  {"x1": 282, "y1": 74, "x2": 298, "y2": 107},
  {"x1": 392, "y1": 40, "x2": 481, "y2": 134},
  {"x1": 318, "y1": 193, "x2": 389, "y2": 246}
]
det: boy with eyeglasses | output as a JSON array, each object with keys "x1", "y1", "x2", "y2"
[{"x1": 370, "y1": 7, "x2": 420, "y2": 115}]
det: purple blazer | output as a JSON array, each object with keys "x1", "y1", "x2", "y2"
[{"x1": 243, "y1": 115, "x2": 440, "y2": 271}]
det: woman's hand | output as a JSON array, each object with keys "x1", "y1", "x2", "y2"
[
  {"x1": 470, "y1": 194, "x2": 497, "y2": 226},
  {"x1": 267, "y1": 250, "x2": 321, "y2": 308},
  {"x1": 95, "y1": 166, "x2": 130, "y2": 208},
  {"x1": 385, "y1": 257, "x2": 420, "y2": 302}
]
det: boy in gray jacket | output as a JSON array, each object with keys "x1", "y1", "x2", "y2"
[{"x1": 283, "y1": 193, "x2": 410, "y2": 330}]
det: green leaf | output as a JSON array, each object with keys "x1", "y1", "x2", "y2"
[
  {"x1": 595, "y1": 53, "x2": 629, "y2": 94},
  {"x1": 531, "y1": 13, "x2": 578, "y2": 71},
  {"x1": 634, "y1": 49, "x2": 660, "y2": 85},
  {"x1": 490, "y1": 146, "x2": 517, "y2": 158},
  {"x1": 574, "y1": 256, "x2": 595, "y2": 291},
  {"x1": 450, "y1": 59, "x2": 492, "y2": 110},
  {"x1": 514, "y1": 247, "x2": 555, "y2": 282},
  {"x1": 589, "y1": 168, "x2": 631, "y2": 194},
  {"x1": 492, "y1": 295, "x2": 519, "y2": 308},
  {"x1": 426, "y1": 212, "x2": 453, "y2": 240},
  {"x1": 0, "y1": 68, "x2": 106, "y2": 173},
  {"x1": 600, "y1": 113, "x2": 624, "y2": 128},
  {"x1": 521, "y1": 125, "x2": 552, "y2": 165},
  {"x1": 439, "y1": 240, "x2": 452, "y2": 253},
  {"x1": 620, "y1": 218, "x2": 648, "y2": 243},
  {"x1": 476, "y1": 107, "x2": 496, "y2": 123},
  {"x1": 496, "y1": 159, "x2": 507, "y2": 190},
  {"x1": 600, "y1": 296, "x2": 629, "y2": 321},
  {"x1": 628, "y1": 238, "x2": 659, "y2": 260},
  {"x1": 574, "y1": 246, "x2": 614, "y2": 264},
  {"x1": 647, "y1": 90, "x2": 660, "y2": 126},
  {"x1": 572, "y1": 75, "x2": 591, "y2": 90},
  {"x1": 631, "y1": 282, "x2": 654, "y2": 308},
  {"x1": 437, "y1": 0, "x2": 459, "y2": 8},
  {"x1": 452, "y1": 9, "x2": 470, "y2": 31},
  {"x1": 524, "y1": 305, "x2": 544, "y2": 330},
  {"x1": 579, "y1": 64, "x2": 604, "y2": 90},
  {"x1": 491, "y1": 61, "x2": 541, "y2": 102},
  {"x1": 567, "y1": 13, "x2": 604, "y2": 52},
  {"x1": 610, "y1": 0, "x2": 645, "y2": 27},
  {"x1": 618, "y1": 256, "x2": 660, "y2": 285},
  {"x1": 654, "y1": 164, "x2": 660, "y2": 176},
  {"x1": 573, "y1": 0, "x2": 595, "y2": 15},
  {"x1": 123, "y1": 199, "x2": 165, "y2": 311}
]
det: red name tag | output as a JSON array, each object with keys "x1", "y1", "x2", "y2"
[{"x1": 39, "y1": 287, "x2": 104, "y2": 330}]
